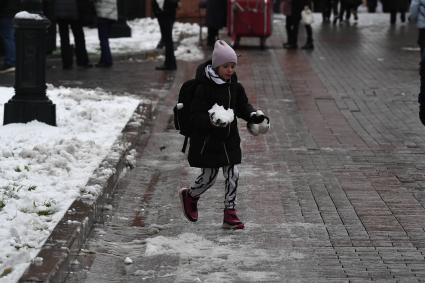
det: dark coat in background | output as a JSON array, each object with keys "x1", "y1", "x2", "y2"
[
  {"x1": 55, "y1": 0, "x2": 78, "y2": 20},
  {"x1": 292, "y1": 0, "x2": 310, "y2": 14},
  {"x1": 281, "y1": 0, "x2": 309, "y2": 16},
  {"x1": 53, "y1": 0, "x2": 96, "y2": 26},
  {"x1": 152, "y1": 0, "x2": 179, "y2": 16},
  {"x1": 206, "y1": 0, "x2": 227, "y2": 29},
  {"x1": 382, "y1": 0, "x2": 410, "y2": 12},
  {"x1": 77, "y1": 0, "x2": 97, "y2": 26},
  {"x1": 188, "y1": 61, "x2": 256, "y2": 168},
  {"x1": 0, "y1": 0, "x2": 19, "y2": 18}
]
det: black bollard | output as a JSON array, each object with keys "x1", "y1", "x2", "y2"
[{"x1": 3, "y1": 8, "x2": 56, "y2": 126}]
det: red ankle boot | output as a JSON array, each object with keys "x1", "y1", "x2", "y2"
[
  {"x1": 179, "y1": 188, "x2": 199, "y2": 222},
  {"x1": 222, "y1": 209, "x2": 245, "y2": 230}
]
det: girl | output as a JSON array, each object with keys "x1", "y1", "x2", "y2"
[{"x1": 179, "y1": 40, "x2": 268, "y2": 230}]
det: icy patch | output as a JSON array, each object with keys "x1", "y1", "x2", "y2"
[{"x1": 144, "y1": 233, "x2": 305, "y2": 281}]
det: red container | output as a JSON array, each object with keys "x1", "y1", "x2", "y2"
[{"x1": 227, "y1": 0, "x2": 272, "y2": 49}]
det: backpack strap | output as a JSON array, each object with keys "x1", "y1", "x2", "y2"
[{"x1": 181, "y1": 136, "x2": 189, "y2": 153}]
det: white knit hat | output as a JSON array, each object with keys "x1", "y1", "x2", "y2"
[{"x1": 212, "y1": 40, "x2": 237, "y2": 68}]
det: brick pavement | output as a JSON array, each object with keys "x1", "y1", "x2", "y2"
[{"x1": 22, "y1": 13, "x2": 425, "y2": 282}]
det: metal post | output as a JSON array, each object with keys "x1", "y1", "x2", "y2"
[{"x1": 3, "y1": 1, "x2": 56, "y2": 126}]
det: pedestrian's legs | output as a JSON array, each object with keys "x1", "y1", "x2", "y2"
[
  {"x1": 401, "y1": 12, "x2": 406, "y2": 23},
  {"x1": 306, "y1": 25, "x2": 313, "y2": 44},
  {"x1": 156, "y1": 12, "x2": 177, "y2": 69},
  {"x1": 70, "y1": 20, "x2": 90, "y2": 67},
  {"x1": 285, "y1": 16, "x2": 292, "y2": 45},
  {"x1": 345, "y1": 5, "x2": 352, "y2": 21},
  {"x1": 164, "y1": 18, "x2": 176, "y2": 68},
  {"x1": 0, "y1": 17, "x2": 15, "y2": 67},
  {"x1": 190, "y1": 168, "x2": 219, "y2": 197},
  {"x1": 352, "y1": 4, "x2": 359, "y2": 21},
  {"x1": 322, "y1": 0, "x2": 331, "y2": 22},
  {"x1": 57, "y1": 20, "x2": 73, "y2": 69},
  {"x1": 284, "y1": 15, "x2": 300, "y2": 48},
  {"x1": 390, "y1": 11, "x2": 397, "y2": 24},
  {"x1": 223, "y1": 165, "x2": 239, "y2": 209},
  {"x1": 156, "y1": 16, "x2": 165, "y2": 49},
  {"x1": 97, "y1": 18, "x2": 113, "y2": 66},
  {"x1": 332, "y1": 0, "x2": 340, "y2": 23},
  {"x1": 302, "y1": 24, "x2": 314, "y2": 49},
  {"x1": 418, "y1": 29, "x2": 425, "y2": 61},
  {"x1": 419, "y1": 47, "x2": 425, "y2": 125},
  {"x1": 338, "y1": 3, "x2": 345, "y2": 22},
  {"x1": 291, "y1": 15, "x2": 301, "y2": 47},
  {"x1": 207, "y1": 27, "x2": 218, "y2": 47}
]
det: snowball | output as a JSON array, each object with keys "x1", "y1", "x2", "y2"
[
  {"x1": 124, "y1": 257, "x2": 133, "y2": 264},
  {"x1": 208, "y1": 104, "x2": 234, "y2": 124},
  {"x1": 247, "y1": 118, "x2": 270, "y2": 136}
]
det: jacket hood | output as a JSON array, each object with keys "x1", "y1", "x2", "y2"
[{"x1": 195, "y1": 60, "x2": 238, "y2": 85}]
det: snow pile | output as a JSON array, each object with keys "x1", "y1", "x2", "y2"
[
  {"x1": 80, "y1": 18, "x2": 205, "y2": 61},
  {"x1": 15, "y1": 11, "x2": 44, "y2": 20},
  {"x1": 0, "y1": 85, "x2": 139, "y2": 282}
]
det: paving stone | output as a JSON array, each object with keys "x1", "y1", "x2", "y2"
[{"x1": 23, "y1": 13, "x2": 425, "y2": 283}]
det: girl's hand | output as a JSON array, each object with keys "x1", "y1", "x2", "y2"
[
  {"x1": 249, "y1": 110, "x2": 266, "y2": 124},
  {"x1": 210, "y1": 112, "x2": 229, "y2": 127}
]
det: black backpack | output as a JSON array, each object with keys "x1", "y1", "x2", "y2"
[{"x1": 173, "y1": 79, "x2": 201, "y2": 153}]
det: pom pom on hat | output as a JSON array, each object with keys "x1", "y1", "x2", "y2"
[{"x1": 212, "y1": 40, "x2": 237, "y2": 68}]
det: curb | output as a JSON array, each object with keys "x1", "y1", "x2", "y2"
[{"x1": 18, "y1": 101, "x2": 153, "y2": 283}]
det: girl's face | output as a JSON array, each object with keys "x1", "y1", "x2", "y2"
[{"x1": 217, "y1": 62, "x2": 236, "y2": 81}]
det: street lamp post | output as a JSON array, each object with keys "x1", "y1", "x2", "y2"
[{"x1": 3, "y1": 0, "x2": 56, "y2": 126}]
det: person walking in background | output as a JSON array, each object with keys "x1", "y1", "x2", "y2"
[
  {"x1": 322, "y1": 0, "x2": 338, "y2": 23},
  {"x1": 350, "y1": 0, "x2": 362, "y2": 22},
  {"x1": 332, "y1": 0, "x2": 341, "y2": 24},
  {"x1": 322, "y1": 0, "x2": 331, "y2": 22},
  {"x1": 281, "y1": 0, "x2": 312, "y2": 50},
  {"x1": 206, "y1": 0, "x2": 227, "y2": 47},
  {"x1": 338, "y1": 0, "x2": 352, "y2": 22},
  {"x1": 55, "y1": 0, "x2": 93, "y2": 70},
  {"x1": 383, "y1": 0, "x2": 409, "y2": 24},
  {"x1": 43, "y1": 0, "x2": 57, "y2": 55},
  {"x1": 409, "y1": 0, "x2": 425, "y2": 125},
  {"x1": 178, "y1": 40, "x2": 270, "y2": 230},
  {"x1": 0, "y1": 0, "x2": 17, "y2": 74},
  {"x1": 301, "y1": 4, "x2": 314, "y2": 49},
  {"x1": 94, "y1": 0, "x2": 118, "y2": 68},
  {"x1": 152, "y1": 0, "x2": 179, "y2": 70}
]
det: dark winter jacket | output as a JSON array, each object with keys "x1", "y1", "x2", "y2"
[
  {"x1": 0, "y1": 0, "x2": 19, "y2": 18},
  {"x1": 281, "y1": 0, "x2": 310, "y2": 16},
  {"x1": 152, "y1": 0, "x2": 179, "y2": 17},
  {"x1": 54, "y1": 0, "x2": 96, "y2": 25},
  {"x1": 77, "y1": 0, "x2": 97, "y2": 26},
  {"x1": 206, "y1": 0, "x2": 227, "y2": 29},
  {"x1": 55, "y1": 0, "x2": 79, "y2": 20},
  {"x1": 188, "y1": 61, "x2": 256, "y2": 168},
  {"x1": 382, "y1": 0, "x2": 410, "y2": 12}
]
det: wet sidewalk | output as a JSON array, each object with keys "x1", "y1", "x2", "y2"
[{"x1": 22, "y1": 13, "x2": 425, "y2": 282}]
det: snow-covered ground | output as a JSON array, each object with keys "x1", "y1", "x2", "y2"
[
  {"x1": 74, "y1": 18, "x2": 206, "y2": 62},
  {"x1": 0, "y1": 86, "x2": 140, "y2": 282}
]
